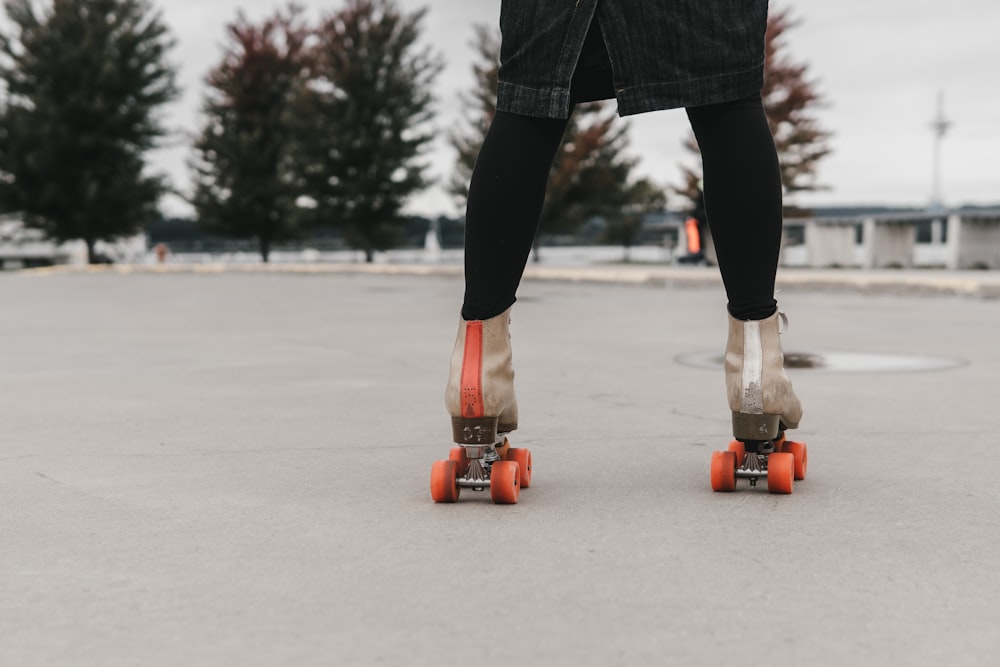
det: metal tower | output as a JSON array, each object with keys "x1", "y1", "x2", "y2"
[{"x1": 929, "y1": 92, "x2": 951, "y2": 213}]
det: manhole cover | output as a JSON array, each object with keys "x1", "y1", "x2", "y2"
[{"x1": 675, "y1": 351, "x2": 965, "y2": 373}]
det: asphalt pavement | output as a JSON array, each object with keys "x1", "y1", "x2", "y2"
[{"x1": 2, "y1": 264, "x2": 998, "y2": 666}]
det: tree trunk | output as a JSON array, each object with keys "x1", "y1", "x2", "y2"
[
  {"x1": 86, "y1": 238, "x2": 97, "y2": 265},
  {"x1": 260, "y1": 236, "x2": 271, "y2": 263},
  {"x1": 365, "y1": 247, "x2": 375, "y2": 263}
]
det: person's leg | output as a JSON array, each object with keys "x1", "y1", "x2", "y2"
[
  {"x1": 686, "y1": 94, "x2": 803, "y2": 439},
  {"x1": 686, "y1": 94, "x2": 781, "y2": 321},
  {"x1": 461, "y1": 110, "x2": 570, "y2": 321},
  {"x1": 442, "y1": 109, "x2": 568, "y2": 460}
]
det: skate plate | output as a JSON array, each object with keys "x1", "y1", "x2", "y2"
[
  {"x1": 431, "y1": 439, "x2": 532, "y2": 504},
  {"x1": 710, "y1": 433, "x2": 807, "y2": 494}
]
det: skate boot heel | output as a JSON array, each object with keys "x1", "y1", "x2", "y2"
[
  {"x1": 731, "y1": 412, "x2": 781, "y2": 440},
  {"x1": 451, "y1": 416, "x2": 499, "y2": 446}
]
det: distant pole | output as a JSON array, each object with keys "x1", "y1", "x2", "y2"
[{"x1": 929, "y1": 92, "x2": 951, "y2": 213}]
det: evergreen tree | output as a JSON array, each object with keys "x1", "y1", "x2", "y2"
[
  {"x1": 304, "y1": 0, "x2": 442, "y2": 263},
  {"x1": 540, "y1": 104, "x2": 635, "y2": 240},
  {"x1": 190, "y1": 5, "x2": 312, "y2": 262},
  {"x1": 0, "y1": 0, "x2": 178, "y2": 263},
  {"x1": 602, "y1": 178, "x2": 667, "y2": 261}
]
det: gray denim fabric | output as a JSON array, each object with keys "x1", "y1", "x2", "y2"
[{"x1": 497, "y1": 0, "x2": 769, "y2": 118}]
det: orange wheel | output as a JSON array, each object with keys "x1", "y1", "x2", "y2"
[
  {"x1": 506, "y1": 448, "x2": 532, "y2": 488},
  {"x1": 710, "y1": 451, "x2": 737, "y2": 492},
  {"x1": 490, "y1": 460, "x2": 520, "y2": 504},
  {"x1": 766, "y1": 452, "x2": 794, "y2": 494},
  {"x1": 783, "y1": 440, "x2": 808, "y2": 480},
  {"x1": 430, "y1": 460, "x2": 460, "y2": 503},
  {"x1": 773, "y1": 433, "x2": 787, "y2": 452},
  {"x1": 448, "y1": 447, "x2": 470, "y2": 476},
  {"x1": 727, "y1": 440, "x2": 746, "y2": 467}
]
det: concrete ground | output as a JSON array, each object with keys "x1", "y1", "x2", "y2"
[{"x1": 2, "y1": 265, "x2": 998, "y2": 666}]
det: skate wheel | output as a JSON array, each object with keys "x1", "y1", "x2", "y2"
[
  {"x1": 430, "y1": 460, "x2": 460, "y2": 503},
  {"x1": 710, "y1": 451, "x2": 737, "y2": 492},
  {"x1": 766, "y1": 452, "x2": 794, "y2": 494},
  {"x1": 506, "y1": 448, "x2": 532, "y2": 488},
  {"x1": 773, "y1": 433, "x2": 787, "y2": 452},
  {"x1": 783, "y1": 440, "x2": 808, "y2": 480},
  {"x1": 490, "y1": 460, "x2": 520, "y2": 504},
  {"x1": 448, "y1": 447, "x2": 470, "y2": 476},
  {"x1": 727, "y1": 440, "x2": 746, "y2": 467}
]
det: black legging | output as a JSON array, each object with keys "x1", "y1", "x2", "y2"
[{"x1": 462, "y1": 94, "x2": 781, "y2": 322}]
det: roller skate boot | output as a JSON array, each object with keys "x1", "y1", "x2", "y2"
[
  {"x1": 430, "y1": 306, "x2": 532, "y2": 504},
  {"x1": 711, "y1": 309, "x2": 808, "y2": 494}
]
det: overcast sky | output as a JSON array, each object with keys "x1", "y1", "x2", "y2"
[{"x1": 152, "y1": 0, "x2": 999, "y2": 217}]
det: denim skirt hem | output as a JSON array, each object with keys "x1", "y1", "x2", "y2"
[
  {"x1": 498, "y1": 62, "x2": 765, "y2": 118},
  {"x1": 614, "y1": 62, "x2": 765, "y2": 116}
]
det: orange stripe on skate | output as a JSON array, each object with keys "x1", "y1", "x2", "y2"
[{"x1": 460, "y1": 321, "x2": 485, "y2": 418}]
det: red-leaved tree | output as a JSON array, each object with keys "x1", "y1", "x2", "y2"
[{"x1": 676, "y1": 7, "x2": 832, "y2": 216}]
